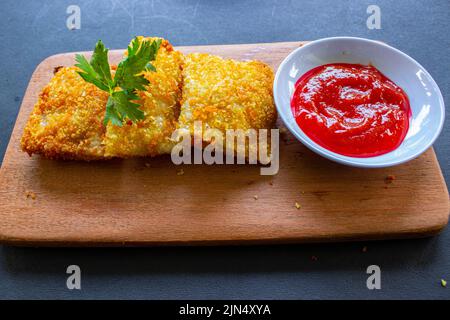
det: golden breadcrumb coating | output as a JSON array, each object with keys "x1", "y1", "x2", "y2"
[
  {"x1": 21, "y1": 37, "x2": 183, "y2": 160},
  {"x1": 178, "y1": 53, "x2": 276, "y2": 139},
  {"x1": 104, "y1": 37, "x2": 183, "y2": 157},
  {"x1": 21, "y1": 39, "x2": 277, "y2": 161},
  {"x1": 21, "y1": 66, "x2": 109, "y2": 160},
  {"x1": 176, "y1": 53, "x2": 276, "y2": 159}
]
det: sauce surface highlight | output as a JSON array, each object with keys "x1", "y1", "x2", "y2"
[{"x1": 291, "y1": 63, "x2": 411, "y2": 157}]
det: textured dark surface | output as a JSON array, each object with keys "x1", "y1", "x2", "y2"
[{"x1": 0, "y1": 0, "x2": 448, "y2": 299}]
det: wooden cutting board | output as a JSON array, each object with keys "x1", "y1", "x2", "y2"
[{"x1": 0, "y1": 41, "x2": 449, "y2": 246}]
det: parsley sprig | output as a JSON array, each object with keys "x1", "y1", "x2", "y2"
[{"x1": 75, "y1": 37, "x2": 161, "y2": 126}]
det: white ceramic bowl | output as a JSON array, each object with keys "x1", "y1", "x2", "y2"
[{"x1": 273, "y1": 37, "x2": 445, "y2": 168}]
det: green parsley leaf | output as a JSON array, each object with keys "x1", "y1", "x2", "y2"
[
  {"x1": 90, "y1": 40, "x2": 112, "y2": 84},
  {"x1": 75, "y1": 53, "x2": 110, "y2": 92},
  {"x1": 75, "y1": 37, "x2": 160, "y2": 126},
  {"x1": 114, "y1": 38, "x2": 162, "y2": 92},
  {"x1": 104, "y1": 91, "x2": 145, "y2": 126}
]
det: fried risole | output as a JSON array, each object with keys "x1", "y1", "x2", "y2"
[
  {"x1": 176, "y1": 53, "x2": 276, "y2": 157},
  {"x1": 21, "y1": 38, "x2": 183, "y2": 160},
  {"x1": 21, "y1": 40, "x2": 276, "y2": 160}
]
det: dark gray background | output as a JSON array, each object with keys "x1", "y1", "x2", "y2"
[{"x1": 0, "y1": 0, "x2": 448, "y2": 299}]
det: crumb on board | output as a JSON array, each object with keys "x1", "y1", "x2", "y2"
[
  {"x1": 53, "y1": 66, "x2": 63, "y2": 74},
  {"x1": 269, "y1": 181, "x2": 273, "y2": 186},
  {"x1": 385, "y1": 175, "x2": 396, "y2": 184},
  {"x1": 441, "y1": 279, "x2": 447, "y2": 288},
  {"x1": 362, "y1": 246, "x2": 368, "y2": 253},
  {"x1": 295, "y1": 202, "x2": 301, "y2": 209},
  {"x1": 144, "y1": 162, "x2": 151, "y2": 168},
  {"x1": 311, "y1": 255, "x2": 318, "y2": 261},
  {"x1": 176, "y1": 168, "x2": 184, "y2": 176},
  {"x1": 25, "y1": 191, "x2": 36, "y2": 200},
  {"x1": 253, "y1": 195, "x2": 259, "y2": 200}
]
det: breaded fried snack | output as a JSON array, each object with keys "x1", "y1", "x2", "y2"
[
  {"x1": 21, "y1": 67, "x2": 109, "y2": 160},
  {"x1": 104, "y1": 37, "x2": 183, "y2": 157},
  {"x1": 177, "y1": 53, "x2": 277, "y2": 152},
  {"x1": 21, "y1": 37, "x2": 183, "y2": 160}
]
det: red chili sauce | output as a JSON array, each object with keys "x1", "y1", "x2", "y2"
[{"x1": 290, "y1": 63, "x2": 411, "y2": 157}]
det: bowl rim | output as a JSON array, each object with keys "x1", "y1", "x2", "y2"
[{"x1": 273, "y1": 36, "x2": 446, "y2": 168}]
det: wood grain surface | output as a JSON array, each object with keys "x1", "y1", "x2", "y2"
[{"x1": 0, "y1": 41, "x2": 448, "y2": 246}]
